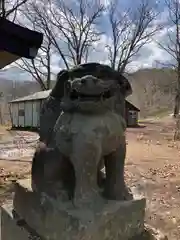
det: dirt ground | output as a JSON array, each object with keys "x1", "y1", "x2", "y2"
[
  {"x1": 0, "y1": 117, "x2": 180, "y2": 239},
  {"x1": 125, "y1": 116, "x2": 180, "y2": 240},
  {"x1": 0, "y1": 126, "x2": 38, "y2": 203}
]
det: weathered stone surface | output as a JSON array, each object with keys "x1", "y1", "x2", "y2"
[
  {"x1": 39, "y1": 95, "x2": 62, "y2": 145},
  {"x1": 13, "y1": 179, "x2": 146, "y2": 240},
  {"x1": 8, "y1": 64, "x2": 148, "y2": 240},
  {"x1": 39, "y1": 63, "x2": 131, "y2": 144},
  {"x1": 54, "y1": 108, "x2": 126, "y2": 157},
  {"x1": 36, "y1": 64, "x2": 131, "y2": 204},
  {"x1": 32, "y1": 74, "x2": 132, "y2": 205},
  {"x1": 1, "y1": 202, "x2": 30, "y2": 240}
]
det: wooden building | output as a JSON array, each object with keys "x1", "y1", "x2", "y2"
[
  {"x1": 9, "y1": 90, "x2": 51, "y2": 129},
  {"x1": 9, "y1": 90, "x2": 140, "y2": 129},
  {"x1": 125, "y1": 100, "x2": 140, "y2": 127}
]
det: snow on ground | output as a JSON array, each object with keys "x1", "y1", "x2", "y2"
[{"x1": 0, "y1": 131, "x2": 39, "y2": 160}]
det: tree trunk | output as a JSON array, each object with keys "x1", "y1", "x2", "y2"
[
  {"x1": 174, "y1": 115, "x2": 180, "y2": 140},
  {"x1": 1, "y1": 0, "x2": 6, "y2": 18},
  {"x1": 46, "y1": 40, "x2": 51, "y2": 90},
  {"x1": 174, "y1": 62, "x2": 180, "y2": 140},
  {"x1": 0, "y1": 104, "x2": 3, "y2": 125},
  {"x1": 173, "y1": 94, "x2": 180, "y2": 118}
]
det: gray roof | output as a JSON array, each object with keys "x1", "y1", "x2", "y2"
[{"x1": 9, "y1": 90, "x2": 52, "y2": 103}]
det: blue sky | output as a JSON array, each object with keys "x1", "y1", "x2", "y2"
[{"x1": 0, "y1": 0, "x2": 174, "y2": 81}]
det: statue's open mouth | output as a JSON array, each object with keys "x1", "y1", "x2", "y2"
[{"x1": 70, "y1": 89, "x2": 113, "y2": 101}]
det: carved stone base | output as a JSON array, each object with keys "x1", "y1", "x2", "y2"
[
  {"x1": 1, "y1": 204, "x2": 168, "y2": 240},
  {"x1": 1, "y1": 203, "x2": 30, "y2": 240},
  {"x1": 3, "y1": 179, "x2": 147, "y2": 240}
]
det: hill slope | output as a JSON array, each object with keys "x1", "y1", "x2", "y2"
[
  {"x1": 0, "y1": 68, "x2": 177, "y2": 123},
  {"x1": 129, "y1": 68, "x2": 177, "y2": 117}
]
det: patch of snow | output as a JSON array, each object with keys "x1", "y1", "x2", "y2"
[{"x1": 0, "y1": 147, "x2": 35, "y2": 160}]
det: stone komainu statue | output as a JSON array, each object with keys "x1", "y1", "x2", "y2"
[
  {"x1": 39, "y1": 63, "x2": 131, "y2": 144},
  {"x1": 39, "y1": 69, "x2": 69, "y2": 144},
  {"x1": 32, "y1": 63, "x2": 132, "y2": 205}
]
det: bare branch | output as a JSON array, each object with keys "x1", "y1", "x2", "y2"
[
  {"x1": 157, "y1": 0, "x2": 180, "y2": 136},
  {"x1": 106, "y1": 0, "x2": 161, "y2": 73},
  {"x1": 0, "y1": 0, "x2": 28, "y2": 20},
  {"x1": 14, "y1": 2, "x2": 54, "y2": 90},
  {"x1": 48, "y1": 0, "x2": 104, "y2": 65},
  {"x1": 14, "y1": 0, "x2": 103, "y2": 89}
]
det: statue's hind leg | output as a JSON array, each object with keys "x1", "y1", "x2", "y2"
[{"x1": 103, "y1": 137, "x2": 133, "y2": 200}]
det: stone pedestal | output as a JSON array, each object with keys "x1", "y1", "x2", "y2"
[
  {"x1": 1, "y1": 179, "x2": 146, "y2": 240},
  {"x1": 1, "y1": 203, "x2": 30, "y2": 240}
]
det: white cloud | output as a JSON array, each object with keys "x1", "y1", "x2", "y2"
[
  {"x1": 89, "y1": 4, "x2": 174, "y2": 72},
  {"x1": 126, "y1": 41, "x2": 172, "y2": 72},
  {"x1": 1, "y1": 0, "x2": 176, "y2": 81},
  {"x1": 126, "y1": 29, "x2": 173, "y2": 72},
  {"x1": 124, "y1": 8, "x2": 174, "y2": 72}
]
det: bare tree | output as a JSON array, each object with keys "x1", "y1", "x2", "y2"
[
  {"x1": 42, "y1": 0, "x2": 104, "y2": 66},
  {"x1": 16, "y1": 38, "x2": 53, "y2": 90},
  {"x1": 0, "y1": 0, "x2": 28, "y2": 21},
  {"x1": 26, "y1": 0, "x2": 69, "y2": 69},
  {"x1": 157, "y1": 0, "x2": 180, "y2": 122},
  {"x1": 157, "y1": 0, "x2": 180, "y2": 139},
  {"x1": 106, "y1": 0, "x2": 161, "y2": 73},
  {"x1": 15, "y1": 0, "x2": 104, "y2": 89},
  {"x1": 155, "y1": 1, "x2": 180, "y2": 139},
  {"x1": 15, "y1": 3, "x2": 55, "y2": 90}
]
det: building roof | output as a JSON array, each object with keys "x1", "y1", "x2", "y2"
[
  {"x1": 9, "y1": 90, "x2": 51, "y2": 103},
  {"x1": 9, "y1": 89, "x2": 140, "y2": 111},
  {"x1": 125, "y1": 100, "x2": 140, "y2": 111},
  {"x1": 0, "y1": 18, "x2": 43, "y2": 69}
]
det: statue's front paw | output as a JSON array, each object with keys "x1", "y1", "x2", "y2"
[
  {"x1": 103, "y1": 185, "x2": 133, "y2": 201},
  {"x1": 121, "y1": 186, "x2": 133, "y2": 200}
]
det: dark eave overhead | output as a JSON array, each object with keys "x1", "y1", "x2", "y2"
[{"x1": 0, "y1": 17, "x2": 43, "y2": 69}]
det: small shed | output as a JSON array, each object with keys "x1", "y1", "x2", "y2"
[
  {"x1": 9, "y1": 90, "x2": 51, "y2": 129},
  {"x1": 9, "y1": 89, "x2": 140, "y2": 129},
  {"x1": 125, "y1": 100, "x2": 140, "y2": 127}
]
